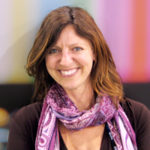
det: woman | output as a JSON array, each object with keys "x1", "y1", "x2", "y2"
[{"x1": 8, "y1": 6, "x2": 150, "y2": 150}]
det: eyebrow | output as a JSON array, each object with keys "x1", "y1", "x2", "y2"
[{"x1": 53, "y1": 43, "x2": 84, "y2": 48}]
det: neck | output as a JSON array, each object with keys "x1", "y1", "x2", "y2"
[{"x1": 64, "y1": 83, "x2": 95, "y2": 111}]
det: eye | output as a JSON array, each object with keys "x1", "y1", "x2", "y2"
[
  {"x1": 73, "y1": 47, "x2": 83, "y2": 51},
  {"x1": 48, "y1": 48, "x2": 59, "y2": 54}
]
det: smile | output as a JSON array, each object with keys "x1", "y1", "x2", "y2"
[{"x1": 59, "y1": 68, "x2": 78, "y2": 76}]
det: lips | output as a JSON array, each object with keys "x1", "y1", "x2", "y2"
[{"x1": 59, "y1": 68, "x2": 78, "y2": 76}]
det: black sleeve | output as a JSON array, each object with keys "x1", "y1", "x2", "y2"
[
  {"x1": 133, "y1": 101, "x2": 150, "y2": 150},
  {"x1": 7, "y1": 102, "x2": 42, "y2": 150},
  {"x1": 123, "y1": 98, "x2": 150, "y2": 150}
]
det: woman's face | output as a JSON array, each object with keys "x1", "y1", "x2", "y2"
[{"x1": 45, "y1": 25, "x2": 95, "y2": 91}]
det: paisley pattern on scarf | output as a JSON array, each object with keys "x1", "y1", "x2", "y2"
[{"x1": 35, "y1": 83, "x2": 137, "y2": 150}]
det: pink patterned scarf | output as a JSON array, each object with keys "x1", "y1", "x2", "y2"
[{"x1": 35, "y1": 84, "x2": 137, "y2": 150}]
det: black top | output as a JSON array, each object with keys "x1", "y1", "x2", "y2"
[{"x1": 7, "y1": 98, "x2": 150, "y2": 150}]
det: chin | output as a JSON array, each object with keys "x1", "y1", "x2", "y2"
[{"x1": 59, "y1": 82, "x2": 80, "y2": 91}]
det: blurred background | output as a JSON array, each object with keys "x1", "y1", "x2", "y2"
[{"x1": 0, "y1": 0, "x2": 150, "y2": 149}]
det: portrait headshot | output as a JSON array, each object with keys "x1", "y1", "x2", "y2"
[{"x1": 0, "y1": 1, "x2": 150, "y2": 150}]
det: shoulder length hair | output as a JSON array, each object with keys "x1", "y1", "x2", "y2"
[{"x1": 26, "y1": 6, "x2": 123, "y2": 104}]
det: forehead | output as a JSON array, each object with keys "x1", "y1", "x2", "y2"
[{"x1": 54, "y1": 25, "x2": 92, "y2": 47}]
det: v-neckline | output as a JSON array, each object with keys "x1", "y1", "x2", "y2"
[{"x1": 59, "y1": 125, "x2": 113, "y2": 150}]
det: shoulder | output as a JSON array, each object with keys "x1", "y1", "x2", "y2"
[
  {"x1": 9, "y1": 102, "x2": 43, "y2": 138},
  {"x1": 13, "y1": 101, "x2": 43, "y2": 121},
  {"x1": 121, "y1": 98, "x2": 150, "y2": 123},
  {"x1": 12, "y1": 101, "x2": 43, "y2": 130},
  {"x1": 121, "y1": 97, "x2": 150, "y2": 112},
  {"x1": 121, "y1": 97, "x2": 150, "y2": 129},
  {"x1": 8, "y1": 102, "x2": 43, "y2": 150},
  {"x1": 121, "y1": 98, "x2": 150, "y2": 150}
]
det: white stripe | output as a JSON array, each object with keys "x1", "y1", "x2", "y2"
[{"x1": 118, "y1": 117, "x2": 134, "y2": 150}]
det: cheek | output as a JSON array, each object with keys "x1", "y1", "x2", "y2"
[
  {"x1": 45, "y1": 56, "x2": 55, "y2": 70},
  {"x1": 45, "y1": 58, "x2": 55, "y2": 78},
  {"x1": 79, "y1": 53, "x2": 94, "y2": 66},
  {"x1": 45, "y1": 57, "x2": 50, "y2": 70}
]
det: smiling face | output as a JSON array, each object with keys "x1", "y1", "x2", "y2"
[{"x1": 45, "y1": 25, "x2": 95, "y2": 92}]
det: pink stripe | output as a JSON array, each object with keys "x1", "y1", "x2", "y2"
[{"x1": 95, "y1": 1, "x2": 134, "y2": 82}]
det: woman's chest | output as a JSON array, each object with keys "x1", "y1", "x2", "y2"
[{"x1": 59, "y1": 125, "x2": 113, "y2": 150}]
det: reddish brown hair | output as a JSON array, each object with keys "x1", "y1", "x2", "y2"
[{"x1": 26, "y1": 6, "x2": 123, "y2": 104}]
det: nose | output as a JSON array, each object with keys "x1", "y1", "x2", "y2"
[{"x1": 59, "y1": 50, "x2": 73, "y2": 66}]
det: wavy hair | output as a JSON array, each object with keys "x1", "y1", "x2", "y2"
[{"x1": 26, "y1": 6, "x2": 123, "y2": 104}]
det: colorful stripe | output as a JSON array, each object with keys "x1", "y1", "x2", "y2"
[
  {"x1": 128, "y1": 0, "x2": 148, "y2": 82},
  {"x1": 0, "y1": 0, "x2": 150, "y2": 83},
  {"x1": 146, "y1": 0, "x2": 150, "y2": 80}
]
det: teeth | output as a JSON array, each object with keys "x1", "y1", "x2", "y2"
[{"x1": 60, "y1": 69, "x2": 77, "y2": 76}]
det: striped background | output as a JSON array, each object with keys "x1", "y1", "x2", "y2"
[{"x1": 0, "y1": 0, "x2": 150, "y2": 83}]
